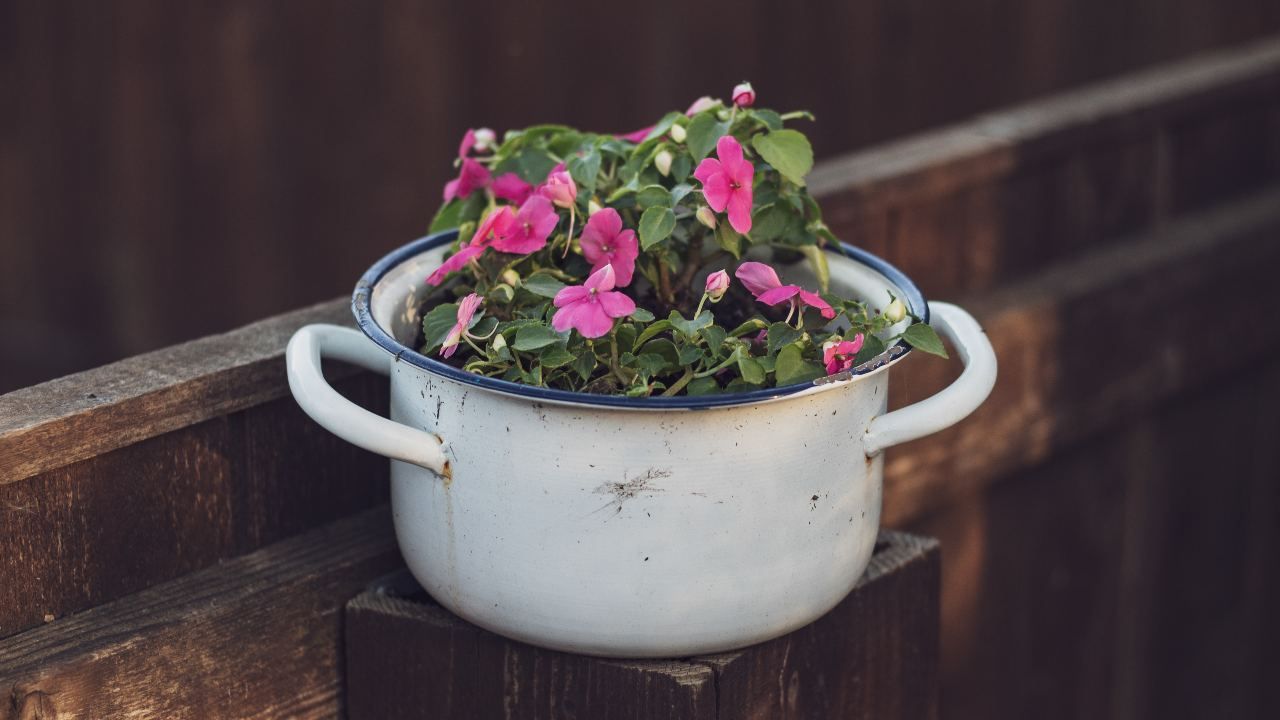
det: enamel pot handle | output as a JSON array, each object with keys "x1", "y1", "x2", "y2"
[
  {"x1": 286, "y1": 323, "x2": 450, "y2": 477},
  {"x1": 864, "y1": 302, "x2": 997, "y2": 456}
]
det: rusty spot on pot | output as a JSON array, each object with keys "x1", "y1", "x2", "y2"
[{"x1": 441, "y1": 460, "x2": 453, "y2": 485}]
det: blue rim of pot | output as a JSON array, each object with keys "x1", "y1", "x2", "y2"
[{"x1": 352, "y1": 230, "x2": 928, "y2": 409}]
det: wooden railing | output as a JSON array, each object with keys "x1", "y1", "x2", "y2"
[{"x1": 3, "y1": 36, "x2": 1280, "y2": 719}]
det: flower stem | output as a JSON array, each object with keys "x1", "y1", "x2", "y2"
[
  {"x1": 562, "y1": 206, "x2": 576, "y2": 258},
  {"x1": 658, "y1": 262, "x2": 675, "y2": 306},
  {"x1": 661, "y1": 367, "x2": 696, "y2": 397}
]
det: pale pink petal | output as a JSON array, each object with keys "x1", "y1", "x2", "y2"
[
  {"x1": 426, "y1": 246, "x2": 484, "y2": 286},
  {"x1": 442, "y1": 178, "x2": 460, "y2": 202},
  {"x1": 440, "y1": 325, "x2": 464, "y2": 358},
  {"x1": 686, "y1": 96, "x2": 718, "y2": 115},
  {"x1": 470, "y1": 206, "x2": 515, "y2": 247},
  {"x1": 595, "y1": 290, "x2": 636, "y2": 318},
  {"x1": 456, "y1": 293, "x2": 483, "y2": 327},
  {"x1": 457, "y1": 128, "x2": 476, "y2": 158},
  {"x1": 618, "y1": 126, "x2": 653, "y2": 143},
  {"x1": 756, "y1": 285, "x2": 802, "y2": 306},
  {"x1": 571, "y1": 302, "x2": 617, "y2": 338},
  {"x1": 726, "y1": 186, "x2": 753, "y2": 234},
  {"x1": 798, "y1": 289, "x2": 836, "y2": 319},
  {"x1": 584, "y1": 263, "x2": 616, "y2": 293},
  {"x1": 700, "y1": 171, "x2": 732, "y2": 212},
  {"x1": 734, "y1": 262, "x2": 783, "y2": 297},
  {"x1": 553, "y1": 285, "x2": 591, "y2": 307}
]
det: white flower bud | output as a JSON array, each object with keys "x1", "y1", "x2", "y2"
[
  {"x1": 473, "y1": 127, "x2": 496, "y2": 152},
  {"x1": 588, "y1": 199, "x2": 603, "y2": 216},
  {"x1": 695, "y1": 205, "x2": 718, "y2": 230},
  {"x1": 501, "y1": 269, "x2": 520, "y2": 287},
  {"x1": 885, "y1": 298, "x2": 907, "y2": 323},
  {"x1": 669, "y1": 123, "x2": 687, "y2": 143},
  {"x1": 654, "y1": 150, "x2": 673, "y2": 177},
  {"x1": 491, "y1": 333, "x2": 507, "y2": 351}
]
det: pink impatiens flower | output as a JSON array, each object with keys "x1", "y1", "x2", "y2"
[
  {"x1": 551, "y1": 264, "x2": 636, "y2": 339},
  {"x1": 440, "y1": 293, "x2": 484, "y2": 359},
  {"x1": 617, "y1": 126, "x2": 653, "y2": 143},
  {"x1": 823, "y1": 335, "x2": 866, "y2": 375},
  {"x1": 491, "y1": 195, "x2": 557, "y2": 254},
  {"x1": 426, "y1": 245, "x2": 484, "y2": 286},
  {"x1": 734, "y1": 261, "x2": 836, "y2": 319},
  {"x1": 579, "y1": 208, "x2": 638, "y2": 287},
  {"x1": 443, "y1": 157, "x2": 491, "y2": 202},
  {"x1": 471, "y1": 205, "x2": 516, "y2": 247},
  {"x1": 491, "y1": 173, "x2": 533, "y2": 204},
  {"x1": 694, "y1": 136, "x2": 755, "y2": 234},
  {"x1": 539, "y1": 163, "x2": 578, "y2": 209},
  {"x1": 704, "y1": 270, "x2": 730, "y2": 302}
]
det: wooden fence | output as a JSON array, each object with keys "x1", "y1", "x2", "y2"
[{"x1": 3, "y1": 36, "x2": 1279, "y2": 719}]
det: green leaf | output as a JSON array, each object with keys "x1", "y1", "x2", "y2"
[
  {"x1": 686, "y1": 377, "x2": 720, "y2": 396},
  {"x1": 677, "y1": 344, "x2": 703, "y2": 365},
  {"x1": 701, "y1": 325, "x2": 727, "y2": 353},
  {"x1": 571, "y1": 350, "x2": 598, "y2": 381},
  {"x1": 522, "y1": 273, "x2": 566, "y2": 299},
  {"x1": 513, "y1": 148, "x2": 559, "y2": 184},
  {"x1": 752, "y1": 109, "x2": 784, "y2": 131},
  {"x1": 615, "y1": 323, "x2": 638, "y2": 352},
  {"x1": 852, "y1": 333, "x2": 887, "y2": 365},
  {"x1": 635, "y1": 352, "x2": 671, "y2": 377},
  {"x1": 686, "y1": 112, "x2": 731, "y2": 161},
  {"x1": 428, "y1": 201, "x2": 464, "y2": 234},
  {"x1": 715, "y1": 222, "x2": 743, "y2": 258},
  {"x1": 639, "y1": 338, "x2": 680, "y2": 368},
  {"x1": 470, "y1": 316, "x2": 498, "y2": 337},
  {"x1": 799, "y1": 245, "x2": 830, "y2": 293},
  {"x1": 538, "y1": 345, "x2": 576, "y2": 368},
  {"x1": 903, "y1": 322, "x2": 949, "y2": 358},
  {"x1": 751, "y1": 129, "x2": 814, "y2": 186},
  {"x1": 736, "y1": 351, "x2": 766, "y2": 385},
  {"x1": 635, "y1": 319, "x2": 673, "y2": 347},
  {"x1": 775, "y1": 344, "x2": 825, "y2": 386},
  {"x1": 639, "y1": 206, "x2": 676, "y2": 249},
  {"x1": 668, "y1": 310, "x2": 713, "y2": 339},
  {"x1": 749, "y1": 203, "x2": 792, "y2": 241},
  {"x1": 670, "y1": 155, "x2": 692, "y2": 183},
  {"x1": 567, "y1": 150, "x2": 602, "y2": 194},
  {"x1": 630, "y1": 308, "x2": 655, "y2": 322},
  {"x1": 766, "y1": 322, "x2": 802, "y2": 356},
  {"x1": 421, "y1": 302, "x2": 460, "y2": 353},
  {"x1": 669, "y1": 183, "x2": 694, "y2": 205},
  {"x1": 636, "y1": 184, "x2": 672, "y2": 209},
  {"x1": 728, "y1": 318, "x2": 768, "y2": 337},
  {"x1": 513, "y1": 325, "x2": 560, "y2": 351},
  {"x1": 642, "y1": 112, "x2": 683, "y2": 142}
]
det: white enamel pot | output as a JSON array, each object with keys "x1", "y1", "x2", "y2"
[{"x1": 286, "y1": 231, "x2": 996, "y2": 658}]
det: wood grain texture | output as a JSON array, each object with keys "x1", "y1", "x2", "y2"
[
  {"x1": 0, "y1": 507, "x2": 402, "y2": 720},
  {"x1": 345, "y1": 531, "x2": 938, "y2": 720},
  {"x1": 0, "y1": 377, "x2": 389, "y2": 639}
]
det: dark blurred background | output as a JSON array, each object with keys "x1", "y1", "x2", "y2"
[{"x1": 4, "y1": 0, "x2": 1280, "y2": 393}]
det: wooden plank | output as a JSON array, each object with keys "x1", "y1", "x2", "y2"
[
  {"x1": 880, "y1": 186, "x2": 1280, "y2": 527},
  {"x1": 0, "y1": 298, "x2": 353, "y2": 485},
  {"x1": 694, "y1": 531, "x2": 940, "y2": 720},
  {"x1": 345, "y1": 531, "x2": 938, "y2": 720},
  {"x1": 0, "y1": 507, "x2": 402, "y2": 720},
  {"x1": 0, "y1": 376, "x2": 390, "y2": 639}
]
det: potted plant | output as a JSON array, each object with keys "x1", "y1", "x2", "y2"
[{"x1": 287, "y1": 84, "x2": 996, "y2": 657}]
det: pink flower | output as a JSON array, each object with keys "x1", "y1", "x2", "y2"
[
  {"x1": 694, "y1": 136, "x2": 754, "y2": 234},
  {"x1": 734, "y1": 261, "x2": 836, "y2": 319},
  {"x1": 440, "y1": 293, "x2": 484, "y2": 359},
  {"x1": 443, "y1": 158, "x2": 491, "y2": 202},
  {"x1": 731, "y1": 82, "x2": 756, "y2": 108},
  {"x1": 704, "y1": 270, "x2": 730, "y2": 301},
  {"x1": 425, "y1": 245, "x2": 484, "y2": 286},
  {"x1": 457, "y1": 128, "x2": 496, "y2": 157},
  {"x1": 686, "y1": 96, "x2": 719, "y2": 115},
  {"x1": 539, "y1": 163, "x2": 578, "y2": 209},
  {"x1": 579, "y1": 208, "x2": 638, "y2": 287},
  {"x1": 491, "y1": 195, "x2": 557, "y2": 254},
  {"x1": 470, "y1": 206, "x2": 516, "y2": 247},
  {"x1": 823, "y1": 336, "x2": 865, "y2": 375},
  {"x1": 491, "y1": 172, "x2": 533, "y2": 204},
  {"x1": 551, "y1": 264, "x2": 636, "y2": 339},
  {"x1": 618, "y1": 126, "x2": 653, "y2": 143}
]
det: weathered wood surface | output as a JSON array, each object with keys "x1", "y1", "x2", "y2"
[
  {"x1": 345, "y1": 531, "x2": 939, "y2": 720},
  {"x1": 0, "y1": 507, "x2": 401, "y2": 720}
]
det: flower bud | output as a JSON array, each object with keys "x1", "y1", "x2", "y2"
[
  {"x1": 885, "y1": 297, "x2": 907, "y2": 323},
  {"x1": 732, "y1": 82, "x2": 756, "y2": 108},
  {"x1": 489, "y1": 283, "x2": 515, "y2": 304},
  {"x1": 654, "y1": 149, "x2": 673, "y2": 177},
  {"x1": 669, "y1": 123, "x2": 687, "y2": 143},
  {"x1": 540, "y1": 169, "x2": 578, "y2": 209},
  {"x1": 695, "y1": 205, "x2": 718, "y2": 230},
  {"x1": 686, "y1": 96, "x2": 719, "y2": 115},
  {"x1": 501, "y1": 269, "x2": 521, "y2": 287},
  {"x1": 704, "y1": 270, "x2": 730, "y2": 302},
  {"x1": 588, "y1": 199, "x2": 603, "y2": 216},
  {"x1": 491, "y1": 333, "x2": 507, "y2": 351},
  {"x1": 473, "y1": 127, "x2": 496, "y2": 152}
]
